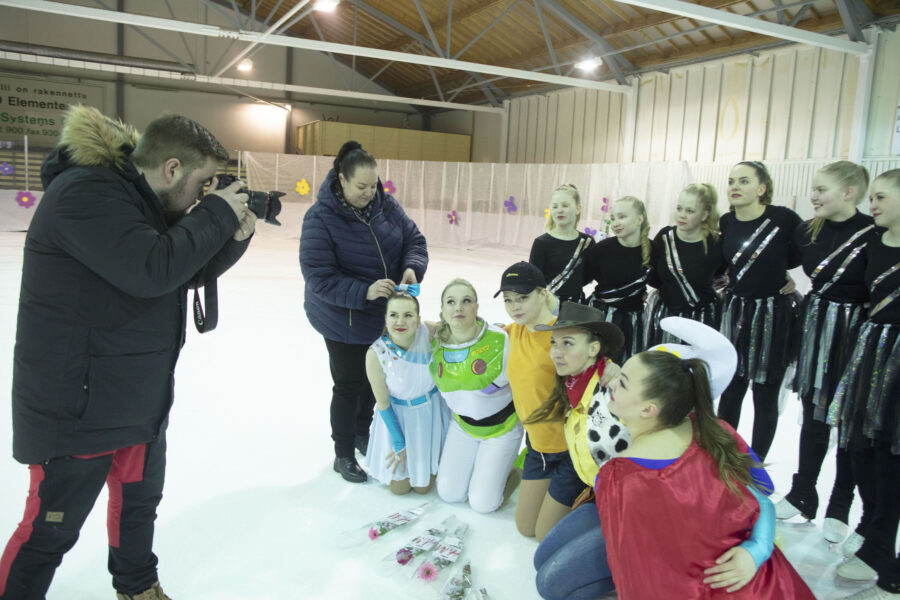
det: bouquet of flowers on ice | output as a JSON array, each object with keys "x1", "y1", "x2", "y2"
[
  {"x1": 437, "y1": 561, "x2": 491, "y2": 599},
  {"x1": 389, "y1": 517, "x2": 454, "y2": 566},
  {"x1": 414, "y1": 520, "x2": 469, "y2": 583},
  {"x1": 338, "y1": 501, "x2": 431, "y2": 548},
  {"x1": 365, "y1": 502, "x2": 431, "y2": 541}
]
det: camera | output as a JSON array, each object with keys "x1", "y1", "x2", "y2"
[{"x1": 215, "y1": 173, "x2": 283, "y2": 226}]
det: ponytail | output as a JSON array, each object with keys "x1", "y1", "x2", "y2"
[
  {"x1": 682, "y1": 183, "x2": 721, "y2": 254},
  {"x1": 736, "y1": 161, "x2": 774, "y2": 205},
  {"x1": 638, "y1": 352, "x2": 760, "y2": 496},
  {"x1": 806, "y1": 161, "x2": 871, "y2": 244},
  {"x1": 334, "y1": 140, "x2": 377, "y2": 179},
  {"x1": 615, "y1": 196, "x2": 651, "y2": 267}
]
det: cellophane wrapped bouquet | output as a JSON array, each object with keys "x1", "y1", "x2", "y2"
[
  {"x1": 388, "y1": 516, "x2": 454, "y2": 567},
  {"x1": 413, "y1": 520, "x2": 469, "y2": 584}
]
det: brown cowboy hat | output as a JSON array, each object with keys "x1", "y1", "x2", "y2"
[{"x1": 535, "y1": 301, "x2": 625, "y2": 358}]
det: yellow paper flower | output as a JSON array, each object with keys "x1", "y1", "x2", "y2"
[
  {"x1": 296, "y1": 178, "x2": 310, "y2": 195},
  {"x1": 544, "y1": 208, "x2": 550, "y2": 219}
]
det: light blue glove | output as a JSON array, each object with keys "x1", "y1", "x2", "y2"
[
  {"x1": 740, "y1": 485, "x2": 775, "y2": 568},
  {"x1": 379, "y1": 406, "x2": 406, "y2": 453}
]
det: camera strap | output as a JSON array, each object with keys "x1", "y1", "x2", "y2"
[{"x1": 192, "y1": 278, "x2": 218, "y2": 333}]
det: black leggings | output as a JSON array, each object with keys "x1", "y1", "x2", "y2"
[
  {"x1": 716, "y1": 377, "x2": 780, "y2": 460},
  {"x1": 782, "y1": 391, "x2": 855, "y2": 521},
  {"x1": 851, "y1": 440, "x2": 900, "y2": 591},
  {"x1": 324, "y1": 338, "x2": 377, "y2": 459}
]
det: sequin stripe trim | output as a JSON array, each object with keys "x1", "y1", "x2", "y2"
[
  {"x1": 869, "y1": 291, "x2": 900, "y2": 318},
  {"x1": 663, "y1": 230, "x2": 700, "y2": 306},
  {"x1": 863, "y1": 326, "x2": 896, "y2": 440},
  {"x1": 593, "y1": 271, "x2": 649, "y2": 300},
  {"x1": 830, "y1": 321, "x2": 873, "y2": 433},
  {"x1": 729, "y1": 218, "x2": 772, "y2": 268},
  {"x1": 735, "y1": 227, "x2": 780, "y2": 282},
  {"x1": 810, "y1": 225, "x2": 875, "y2": 284},
  {"x1": 868, "y1": 261, "x2": 900, "y2": 317},
  {"x1": 796, "y1": 295, "x2": 823, "y2": 398},
  {"x1": 748, "y1": 297, "x2": 775, "y2": 384},
  {"x1": 548, "y1": 237, "x2": 591, "y2": 294},
  {"x1": 818, "y1": 246, "x2": 867, "y2": 296},
  {"x1": 811, "y1": 301, "x2": 840, "y2": 419}
]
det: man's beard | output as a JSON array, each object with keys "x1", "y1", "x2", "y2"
[{"x1": 158, "y1": 178, "x2": 189, "y2": 226}]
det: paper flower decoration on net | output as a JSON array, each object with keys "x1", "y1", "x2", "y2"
[
  {"x1": 15, "y1": 191, "x2": 36, "y2": 208},
  {"x1": 295, "y1": 179, "x2": 310, "y2": 195},
  {"x1": 0, "y1": 162, "x2": 13, "y2": 176},
  {"x1": 447, "y1": 210, "x2": 458, "y2": 225},
  {"x1": 383, "y1": 180, "x2": 396, "y2": 195},
  {"x1": 504, "y1": 196, "x2": 517, "y2": 213}
]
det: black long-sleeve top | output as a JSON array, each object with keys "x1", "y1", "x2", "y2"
[
  {"x1": 864, "y1": 234, "x2": 900, "y2": 325},
  {"x1": 794, "y1": 211, "x2": 877, "y2": 303},
  {"x1": 529, "y1": 232, "x2": 594, "y2": 299},
  {"x1": 720, "y1": 205, "x2": 802, "y2": 299},
  {"x1": 649, "y1": 226, "x2": 726, "y2": 311},
  {"x1": 585, "y1": 236, "x2": 647, "y2": 311}
]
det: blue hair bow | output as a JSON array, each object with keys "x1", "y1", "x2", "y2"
[{"x1": 395, "y1": 283, "x2": 420, "y2": 297}]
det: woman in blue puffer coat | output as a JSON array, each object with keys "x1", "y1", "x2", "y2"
[{"x1": 300, "y1": 141, "x2": 428, "y2": 483}]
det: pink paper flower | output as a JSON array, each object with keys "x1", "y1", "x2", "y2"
[
  {"x1": 417, "y1": 561, "x2": 438, "y2": 581},
  {"x1": 600, "y1": 197, "x2": 610, "y2": 213},
  {"x1": 383, "y1": 180, "x2": 396, "y2": 195},
  {"x1": 447, "y1": 210, "x2": 458, "y2": 225}
]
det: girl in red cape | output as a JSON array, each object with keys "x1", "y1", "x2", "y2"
[{"x1": 595, "y1": 344, "x2": 815, "y2": 599}]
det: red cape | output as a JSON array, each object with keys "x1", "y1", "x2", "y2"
[{"x1": 595, "y1": 421, "x2": 814, "y2": 599}]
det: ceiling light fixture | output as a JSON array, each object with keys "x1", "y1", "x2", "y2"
[
  {"x1": 575, "y1": 58, "x2": 601, "y2": 73},
  {"x1": 237, "y1": 58, "x2": 253, "y2": 72},
  {"x1": 313, "y1": 0, "x2": 339, "y2": 12}
]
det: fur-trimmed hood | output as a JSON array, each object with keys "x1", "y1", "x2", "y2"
[{"x1": 41, "y1": 104, "x2": 141, "y2": 187}]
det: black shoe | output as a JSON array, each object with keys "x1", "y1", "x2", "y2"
[
  {"x1": 333, "y1": 457, "x2": 367, "y2": 483},
  {"x1": 355, "y1": 436, "x2": 369, "y2": 457}
]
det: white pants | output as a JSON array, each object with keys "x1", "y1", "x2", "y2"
[{"x1": 436, "y1": 418, "x2": 524, "y2": 513}]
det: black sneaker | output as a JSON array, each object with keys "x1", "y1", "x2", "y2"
[
  {"x1": 333, "y1": 457, "x2": 367, "y2": 483},
  {"x1": 355, "y1": 436, "x2": 369, "y2": 457}
]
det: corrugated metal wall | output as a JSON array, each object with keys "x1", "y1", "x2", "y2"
[{"x1": 505, "y1": 30, "x2": 900, "y2": 164}]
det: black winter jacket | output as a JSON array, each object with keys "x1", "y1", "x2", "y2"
[
  {"x1": 299, "y1": 170, "x2": 428, "y2": 345},
  {"x1": 12, "y1": 106, "x2": 247, "y2": 464}
]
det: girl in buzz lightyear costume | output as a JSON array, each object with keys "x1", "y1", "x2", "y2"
[{"x1": 430, "y1": 279, "x2": 524, "y2": 514}]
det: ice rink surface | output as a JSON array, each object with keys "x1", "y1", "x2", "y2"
[{"x1": 0, "y1": 229, "x2": 884, "y2": 599}]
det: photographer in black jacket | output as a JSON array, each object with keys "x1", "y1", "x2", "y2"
[{"x1": 0, "y1": 105, "x2": 254, "y2": 600}]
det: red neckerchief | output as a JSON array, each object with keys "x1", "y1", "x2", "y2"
[{"x1": 565, "y1": 359, "x2": 606, "y2": 409}]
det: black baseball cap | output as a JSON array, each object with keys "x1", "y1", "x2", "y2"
[{"x1": 493, "y1": 261, "x2": 546, "y2": 298}]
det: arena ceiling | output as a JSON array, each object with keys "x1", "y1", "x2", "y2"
[{"x1": 2, "y1": 0, "x2": 899, "y2": 113}]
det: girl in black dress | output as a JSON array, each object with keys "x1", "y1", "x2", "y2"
[
  {"x1": 585, "y1": 196, "x2": 651, "y2": 363},
  {"x1": 775, "y1": 161, "x2": 876, "y2": 545},
  {"x1": 529, "y1": 184, "x2": 594, "y2": 304},
  {"x1": 717, "y1": 161, "x2": 801, "y2": 460},
  {"x1": 646, "y1": 182, "x2": 725, "y2": 346},
  {"x1": 830, "y1": 169, "x2": 900, "y2": 597}
]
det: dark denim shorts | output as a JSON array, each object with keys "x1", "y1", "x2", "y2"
[{"x1": 522, "y1": 436, "x2": 586, "y2": 506}]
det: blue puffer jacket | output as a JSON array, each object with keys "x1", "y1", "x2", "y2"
[{"x1": 299, "y1": 170, "x2": 428, "y2": 344}]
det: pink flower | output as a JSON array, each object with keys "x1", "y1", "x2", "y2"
[
  {"x1": 600, "y1": 197, "x2": 610, "y2": 213},
  {"x1": 368, "y1": 527, "x2": 380, "y2": 540},
  {"x1": 417, "y1": 561, "x2": 438, "y2": 581},
  {"x1": 383, "y1": 180, "x2": 396, "y2": 195},
  {"x1": 396, "y1": 548, "x2": 414, "y2": 565}
]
